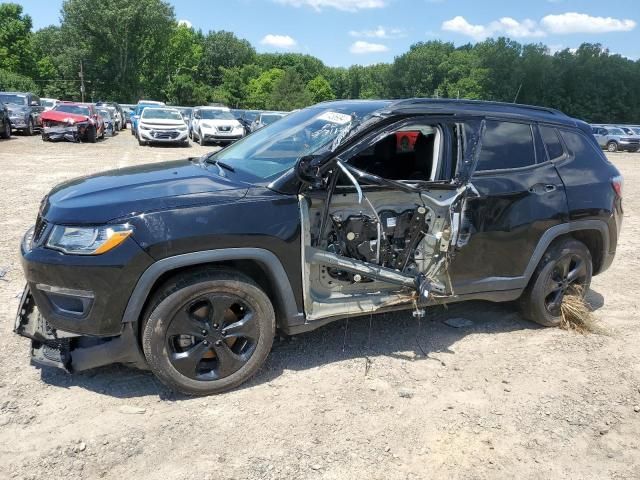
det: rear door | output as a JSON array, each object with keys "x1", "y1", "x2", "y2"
[{"x1": 448, "y1": 119, "x2": 569, "y2": 295}]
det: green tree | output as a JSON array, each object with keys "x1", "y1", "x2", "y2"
[
  {"x1": 269, "y1": 69, "x2": 312, "y2": 110},
  {"x1": 0, "y1": 68, "x2": 36, "y2": 91},
  {"x1": 198, "y1": 31, "x2": 255, "y2": 87},
  {"x1": 0, "y1": 3, "x2": 35, "y2": 76},
  {"x1": 61, "y1": 0, "x2": 175, "y2": 101},
  {"x1": 305, "y1": 75, "x2": 334, "y2": 103},
  {"x1": 245, "y1": 68, "x2": 285, "y2": 109}
]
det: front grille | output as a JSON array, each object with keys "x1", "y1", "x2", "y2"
[
  {"x1": 152, "y1": 130, "x2": 180, "y2": 139},
  {"x1": 218, "y1": 126, "x2": 232, "y2": 132}
]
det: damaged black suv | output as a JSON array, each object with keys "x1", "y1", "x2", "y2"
[{"x1": 16, "y1": 99, "x2": 623, "y2": 395}]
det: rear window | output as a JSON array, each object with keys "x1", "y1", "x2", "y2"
[
  {"x1": 559, "y1": 129, "x2": 601, "y2": 163},
  {"x1": 476, "y1": 121, "x2": 536, "y2": 171},
  {"x1": 539, "y1": 125, "x2": 564, "y2": 161}
]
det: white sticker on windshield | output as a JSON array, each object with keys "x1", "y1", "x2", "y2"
[{"x1": 317, "y1": 111, "x2": 352, "y2": 125}]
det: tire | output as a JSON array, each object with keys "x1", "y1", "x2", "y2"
[
  {"x1": 198, "y1": 129, "x2": 205, "y2": 146},
  {"x1": 520, "y1": 238, "x2": 592, "y2": 327},
  {"x1": 0, "y1": 119, "x2": 10, "y2": 139},
  {"x1": 607, "y1": 141, "x2": 618, "y2": 153},
  {"x1": 25, "y1": 118, "x2": 34, "y2": 136},
  {"x1": 142, "y1": 270, "x2": 275, "y2": 395},
  {"x1": 86, "y1": 126, "x2": 97, "y2": 143}
]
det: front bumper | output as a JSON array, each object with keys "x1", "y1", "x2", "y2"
[
  {"x1": 43, "y1": 124, "x2": 83, "y2": 142},
  {"x1": 15, "y1": 286, "x2": 146, "y2": 372},
  {"x1": 139, "y1": 128, "x2": 188, "y2": 143},
  {"x1": 200, "y1": 127, "x2": 244, "y2": 143},
  {"x1": 618, "y1": 140, "x2": 640, "y2": 151},
  {"x1": 9, "y1": 116, "x2": 28, "y2": 129}
]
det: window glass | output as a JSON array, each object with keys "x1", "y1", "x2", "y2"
[
  {"x1": 539, "y1": 125, "x2": 564, "y2": 161},
  {"x1": 345, "y1": 124, "x2": 440, "y2": 181},
  {"x1": 476, "y1": 121, "x2": 535, "y2": 171},
  {"x1": 559, "y1": 129, "x2": 600, "y2": 162}
]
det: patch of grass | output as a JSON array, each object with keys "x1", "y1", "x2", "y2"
[{"x1": 560, "y1": 286, "x2": 608, "y2": 335}]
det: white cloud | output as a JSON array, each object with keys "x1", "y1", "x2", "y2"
[
  {"x1": 442, "y1": 15, "x2": 545, "y2": 40},
  {"x1": 260, "y1": 34, "x2": 298, "y2": 49},
  {"x1": 349, "y1": 26, "x2": 406, "y2": 39},
  {"x1": 541, "y1": 12, "x2": 636, "y2": 34},
  {"x1": 443, "y1": 12, "x2": 636, "y2": 41},
  {"x1": 349, "y1": 40, "x2": 389, "y2": 54},
  {"x1": 177, "y1": 19, "x2": 192, "y2": 28},
  {"x1": 275, "y1": 0, "x2": 386, "y2": 12}
]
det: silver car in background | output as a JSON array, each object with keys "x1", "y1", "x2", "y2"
[{"x1": 591, "y1": 125, "x2": 640, "y2": 152}]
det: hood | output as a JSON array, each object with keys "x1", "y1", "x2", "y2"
[
  {"x1": 139, "y1": 118, "x2": 185, "y2": 127},
  {"x1": 201, "y1": 119, "x2": 241, "y2": 127},
  {"x1": 41, "y1": 159, "x2": 249, "y2": 224},
  {"x1": 42, "y1": 110, "x2": 91, "y2": 124}
]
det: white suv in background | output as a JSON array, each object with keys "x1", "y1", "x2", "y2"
[
  {"x1": 191, "y1": 106, "x2": 245, "y2": 146},
  {"x1": 137, "y1": 107, "x2": 189, "y2": 146}
]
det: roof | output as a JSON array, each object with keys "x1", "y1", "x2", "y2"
[{"x1": 316, "y1": 98, "x2": 577, "y2": 127}]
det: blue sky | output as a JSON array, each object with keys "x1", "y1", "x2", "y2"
[{"x1": 18, "y1": 0, "x2": 640, "y2": 66}]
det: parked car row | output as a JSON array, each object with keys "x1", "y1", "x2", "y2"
[
  {"x1": 591, "y1": 124, "x2": 640, "y2": 152},
  {"x1": 0, "y1": 90, "x2": 128, "y2": 143},
  {"x1": 128, "y1": 101, "x2": 290, "y2": 147}
]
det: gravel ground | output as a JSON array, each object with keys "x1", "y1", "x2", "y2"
[{"x1": 0, "y1": 132, "x2": 639, "y2": 480}]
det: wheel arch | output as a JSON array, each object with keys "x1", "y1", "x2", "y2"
[
  {"x1": 523, "y1": 220, "x2": 610, "y2": 285},
  {"x1": 122, "y1": 248, "x2": 303, "y2": 336}
]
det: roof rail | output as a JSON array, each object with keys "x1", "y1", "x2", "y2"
[{"x1": 390, "y1": 98, "x2": 568, "y2": 117}]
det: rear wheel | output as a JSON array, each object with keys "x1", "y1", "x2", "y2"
[
  {"x1": 142, "y1": 270, "x2": 275, "y2": 395},
  {"x1": 607, "y1": 141, "x2": 618, "y2": 153},
  {"x1": 520, "y1": 239, "x2": 592, "y2": 327}
]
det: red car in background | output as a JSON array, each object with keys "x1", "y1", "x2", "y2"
[{"x1": 41, "y1": 102, "x2": 105, "y2": 142}]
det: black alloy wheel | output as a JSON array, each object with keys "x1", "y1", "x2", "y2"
[
  {"x1": 166, "y1": 294, "x2": 258, "y2": 381},
  {"x1": 520, "y1": 239, "x2": 592, "y2": 327},
  {"x1": 143, "y1": 270, "x2": 275, "y2": 395},
  {"x1": 543, "y1": 253, "x2": 589, "y2": 317}
]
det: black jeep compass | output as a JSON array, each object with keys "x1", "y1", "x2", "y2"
[{"x1": 15, "y1": 99, "x2": 623, "y2": 395}]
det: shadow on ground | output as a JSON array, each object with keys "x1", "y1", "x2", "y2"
[{"x1": 39, "y1": 299, "x2": 547, "y2": 399}]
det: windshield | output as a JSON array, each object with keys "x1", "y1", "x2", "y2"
[
  {"x1": 209, "y1": 102, "x2": 389, "y2": 182},
  {"x1": 142, "y1": 108, "x2": 183, "y2": 120},
  {"x1": 261, "y1": 113, "x2": 285, "y2": 125},
  {"x1": 0, "y1": 94, "x2": 27, "y2": 105},
  {"x1": 54, "y1": 104, "x2": 90, "y2": 116},
  {"x1": 608, "y1": 127, "x2": 625, "y2": 135},
  {"x1": 98, "y1": 109, "x2": 111, "y2": 119},
  {"x1": 200, "y1": 109, "x2": 234, "y2": 120}
]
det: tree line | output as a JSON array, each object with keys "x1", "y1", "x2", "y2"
[{"x1": 1, "y1": 0, "x2": 639, "y2": 123}]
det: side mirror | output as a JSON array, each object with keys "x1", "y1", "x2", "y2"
[
  {"x1": 295, "y1": 154, "x2": 326, "y2": 184},
  {"x1": 31, "y1": 101, "x2": 39, "y2": 106}
]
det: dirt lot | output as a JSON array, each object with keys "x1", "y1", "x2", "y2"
[{"x1": 0, "y1": 132, "x2": 639, "y2": 479}]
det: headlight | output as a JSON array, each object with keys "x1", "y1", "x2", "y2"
[
  {"x1": 177, "y1": 125, "x2": 187, "y2": 131},
  {"x1": 46, "y1": 224, "x2": 133, "y2": 255},
  {"x1": 139, "y1": 124, "x2": 150, "y2": 130},
  {"x1": 233, "y1": 125, "x2": 243, "y2": 132}
]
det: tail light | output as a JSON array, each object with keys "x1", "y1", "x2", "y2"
[{"x1": 612, "y1": 175, "x2": 623, "y2": 197}]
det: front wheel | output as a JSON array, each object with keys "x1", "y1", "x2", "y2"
[
  {"x1": 198, "y1": 130, "x2": 205, "y2": 146},
  {"x1": 86, "y1": 126, "x2": 97, "y2": 143},
  {"x1": 25, "y1": 118, "x2": 34, "y2": 136},
  {"x1": 142, "y1": 270, "x2": 275, "y2": 395},
  {"x1": 520, "y1": 239, "x2": 592, "y2": 327},
  {"x1": 0, "y1": 120, "x2": 10, "y2": 139},
  {"x1": 607, "y1": 141, "x2": 618, "y2": 153}
]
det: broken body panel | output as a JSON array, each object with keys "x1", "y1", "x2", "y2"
[{"x1": 299, "y1": 117, "x2": 485, "y2": 321}]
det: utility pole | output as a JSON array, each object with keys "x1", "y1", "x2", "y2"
[{"x1": 79, "y1": 61, "x2": 85, "y2": 103}]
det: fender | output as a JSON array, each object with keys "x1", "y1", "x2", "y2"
[
  {"x1": 453, "y1": 219, "x2": 611, "y2": 294},
  {"x1": 121, "y1": 247, "x2": 304, "y2": 328}
]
